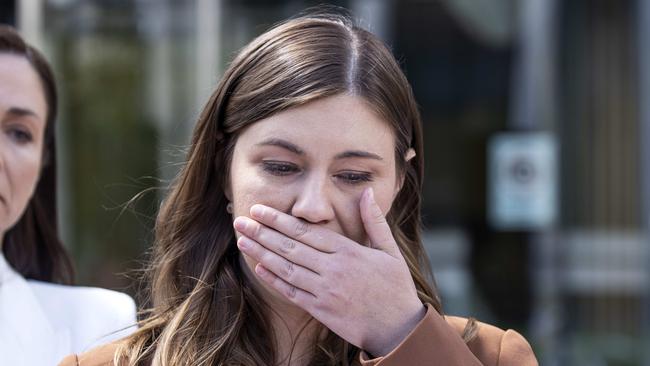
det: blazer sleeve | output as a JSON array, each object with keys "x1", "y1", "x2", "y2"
[
  {"x1": 358, "y1": 304, "x2": 483, "y2": 365},
  {"x1": 358, "y1": 304, "x2": 538, "y2": 366},
  {"x1": 58, "y1": 342, "x2": 120, "y2": 366},
  {"x1": 498, "y1": 329, "x2": 538, "y2": 366},
  {"x1": 58, "y1": 354, "x2": 79, "y2": 366}
]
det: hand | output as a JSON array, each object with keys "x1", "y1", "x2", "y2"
[{"x1": 233, "y1": 187, "x2": 426, "y2": 356}]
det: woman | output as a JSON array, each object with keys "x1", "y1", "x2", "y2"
[
  {"x1": 61, "y1": 12, "x2": 537, "y2": 365},
  {"x1": 0, "y1": 25, "x2": 136, "y2": 365}
]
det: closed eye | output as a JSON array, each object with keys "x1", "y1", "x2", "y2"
[
  {"x1": 335, "y1": 171, "x2": 373, "y2": 185},
  {"x1": 261, "y1": 161, "x2": 300, "y2": 176}
]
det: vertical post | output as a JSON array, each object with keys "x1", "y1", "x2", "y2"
[
  {"x1": 510, "y1": 0, "x2": 560, "y2": 364},
  {"x1": 637, "y1": 0, "x2": 650, "y2": 364},
  {"x1": 141, "y1": 0, "x2": 175, "y2": 182},
  {"x1": 195, "y1": 0, "x2": 222, "y2": 112},
  {"x1": 16, "y1": 0, "x2": 43, "y2": 47},
  {"x1": 509, "y1": 0, "x2": 558, "y2": 131}
]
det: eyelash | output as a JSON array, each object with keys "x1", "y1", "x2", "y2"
[
  {"x1": 262, "y1": 161, "x2": 300, "y2": 176},
  {"x1": 337, "y1": 172, "x2": 373, "y2": 184},
  {"x1": 261, "y1": 161, "x2": 373, "y2": 185}
]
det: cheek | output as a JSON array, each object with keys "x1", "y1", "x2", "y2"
[
  {"x1": 375, "y1": 188, "x2": 396, "y2": 217},
  {"x1": 334, "y1": 185, "x2": 397, "y2": 246},
  {"x1": 229, "y1": 169, "x2": 293, "y2": 222},
  {"x1": 15, "y1": 154, "x2": 41, "y2": 201},
  {"x1": 228, "y1": 144, "x2": 295, "y2": 220},
  {"x1": 330, "y1": 194, "x2": 364, "y2": 243},
  {"x1": 3, "y1": 150, "x2": 41, "y2": 228}
]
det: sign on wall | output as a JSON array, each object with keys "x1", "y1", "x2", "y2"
[{"x1": 488, "y1": 132, "x2": 557, "y2": 230}]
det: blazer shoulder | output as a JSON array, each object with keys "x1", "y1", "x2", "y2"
[
  {"x1": 444, "y1": 316, "x2": 538, "y2": 366},
  {"x1": 29, "y1": 281, "x2": 135, "y2": 311},
  {"x1": 29, "y1": 281, "x2": 136, "y2": 324},
  {"x1": 59, "y1": 342, "x2": 123, "y2": 366},
  {"x1": 29, "y1": 281, "x2": 138, "y2": 351}
]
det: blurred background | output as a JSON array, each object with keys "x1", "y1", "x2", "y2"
[{"x1": 2, "y1": 0, "x2": 649, "y2": 365}]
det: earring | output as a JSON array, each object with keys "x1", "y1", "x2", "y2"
[{"x1": 226, "y1": 202, "x2": 233, "y2": 214}]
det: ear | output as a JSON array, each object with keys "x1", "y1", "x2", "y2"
[
  {"x1": 395, "y1": 148, "x2": 416, "y2": 197},
  {"x1": 404, "y1": 148, "x2": 416, "y2": 163}
]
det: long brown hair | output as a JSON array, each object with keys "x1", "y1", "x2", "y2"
[
  {"x1": 119, "y1": 12, "x2": 468, "y2": 365},
  {"x1": 0, "y1": 25, "x2": 74, "y2": 284}
]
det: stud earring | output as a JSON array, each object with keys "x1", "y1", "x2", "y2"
[{"x1": 226, "y1": 202, "x2": 233, "y2": 214}]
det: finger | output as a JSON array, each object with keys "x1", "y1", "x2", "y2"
[
  {"x1": 237, "y1": 235, "x2": 321, "y2": 294},
  {"x1": 248, "y1": 205, "x2": 351, "y2": 253},
  {"x1": 254, "y1": 263, "x2": 317, "y2": 309},
  {"x1": 360, "y1": 187, "x2": 399, "y2": 256},
  {"x1": 233, "y1": 216, "x2": 326, "y2": 274}
]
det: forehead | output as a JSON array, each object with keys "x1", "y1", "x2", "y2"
[
  {"x1": 237, "y1": 94, "x2": 395, "y2": 155},
  {"x1": 0, "y1": 53, "x2": 47, "y2": 119}
]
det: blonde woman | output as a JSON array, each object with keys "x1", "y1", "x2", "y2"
[{"x1": 61, "y1": 12, "x2": 537, "y2": 366}]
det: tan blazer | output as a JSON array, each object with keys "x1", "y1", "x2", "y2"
[{"x1": 59, "y1": 305, "x2": 538, "y2": 366}]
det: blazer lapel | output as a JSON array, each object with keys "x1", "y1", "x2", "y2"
[{"x1": 0, "y1": 255, "x2": 71, "y2": 364}]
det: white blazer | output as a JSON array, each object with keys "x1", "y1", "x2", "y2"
[{"x1": 0, "y1": 254, "x2": 137, "y2": 365}]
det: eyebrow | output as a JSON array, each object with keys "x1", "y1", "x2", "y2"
[
  {"x1": 334, "y1": 150, "x2": 383, "y2": 161},
  {"x1": 256, "y1": 138, "x2": 383, "y2": 161},
  {"x1": 6, "y1": 107, "x2": 40, "y2": 119},
  {"x1": 257, "y1": 138, "x2": 304, "y2": 155}
]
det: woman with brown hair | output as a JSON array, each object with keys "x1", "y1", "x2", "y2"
[
  {"x1": 0, "y1": 25, "x2": 136, "y2": 365},
  {"x1": 61, "y1": 12, "x2": 537, "y2": 366}
]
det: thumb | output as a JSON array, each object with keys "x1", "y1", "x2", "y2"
[{"x1": 360, "y1": 187, "x2": 400, "y2": 256}]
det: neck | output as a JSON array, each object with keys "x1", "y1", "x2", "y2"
[
  {"x1": 239, "y1": 255, "x2": 319, "y2": 366},
  {"x1": 269, "y1": 301, "x2": 318, "y2": 366}
]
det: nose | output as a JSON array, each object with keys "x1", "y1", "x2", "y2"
[{"x1": 291, "y1": 173, "x2": 335, "y2": 225}]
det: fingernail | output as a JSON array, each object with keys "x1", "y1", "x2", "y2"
[
  {"x1": 237, "y1": 236, "x2": 250, "y2": 249},
  {"x1": 233, "y1": 217, "x2": 247, "y2": 231},
  {"x1": 255, "y1": 264, "x2": 267, "y2": 276},
  {"x1": 250, "y1": 205, "x2": 264, "y2": 219}
]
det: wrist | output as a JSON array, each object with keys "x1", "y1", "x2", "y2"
[{"x1": 364, "y1": 302, "x2": 427, "y2": 357}]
